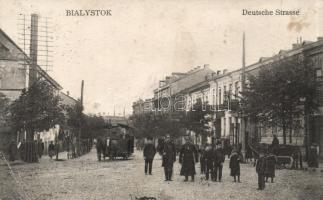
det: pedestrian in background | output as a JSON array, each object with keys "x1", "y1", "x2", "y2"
[
  {"x1": 214, "y1": 142, "x2": 225, "y2": 182},
  {"x1": 308, "y1": 143, "x2": 319, "y2": 168},
  {"x1": 199, "y1": 145, "x2": 206, "y2": 174},
  {"x1": 143, "y1": 137, "x2": 156, "y2": 175},
  {"x1": 162, "y1": 134, "x2": 176, "y2": 181},
  {"x1": 179, "y1": 136, "x2": 198, "y2": 182},
  {"x1": 265, "y1": 148, "x2": 277, "y2": 183},
  {"x1": 96, "y1": 138, "x2": 103, "y2": 161},
  {"x1": 229, "y1": 147, "x2": 241, "y2": 183},
  {"x1": 38, "y1": 139, "x2": 44, "y2": 158},
  {"x1": 256, "y1": 152, "x2": 267, "y2": 190},
  {"x1": 48, "y1": 141, "x2": 55, "y2": 159},
  {"x1": 8, "y1": 139, "x2": 17, "y2": 161},
  {"x1": 204, "y1": 144, "x2": 215, "y2": 181}
]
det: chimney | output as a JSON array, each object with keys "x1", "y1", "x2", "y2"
[
  {"x1": 159, "y1": 80, "x2": 165, "y2": 87},
  {"x1": 165, "y1": 76, "x2": 171, "y2": 83},
  {"x1": 317, "y1": 37, "x2": 323, "y2": 41},
  {"x1": 217, "y1": 70, "x2": 221, "y2": 75},
  {"x1": 29, "y1": 13, "x2": 39, "y2": 86},
  {"x1": 67, "y1": 91, "x2": 70, "y2": 96},
  {"x1": 204, "y1": 64, "x2": 210, "y2": 68},
  {"x1": 292, "y1": 43, "x2": 301, "y2": 49},
  {"x1": 223, "y1": 69, "x2": 228, "y2": 74}
]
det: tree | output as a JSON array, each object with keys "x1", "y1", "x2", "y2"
[
  {"x1": 241, "y1": 56, "x2": 317, "y2": 144},
  {"x1": 184, "y1": 98, "x2": 213, "y2": 144},
  {"x1": 65, "y1": 100, "x2": 85, "y2": 156},
  {"x1": 130, "y1": 112, "x2": 185, "y2": 139},
  {"x1": 83, "y1": 114, "x2": 106, "y2": 139},
  {"x1": 0, "y1": 92, "x2": 10, "y2": 126},
  {"x1": 10, "y1": 80, "x2": 65, "y2": 141}
]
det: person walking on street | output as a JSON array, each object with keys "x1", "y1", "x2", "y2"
[
  {"x1": 38, "y1": 139, "x2": 44, "y2": 158},
  {"x1": 162, "y1": 134, "x2": 176, "y2": 181},
  {"x1": 214, "y1": 142, "x2": 225, "y2": 182},
  {"x1": 271, "y1": 135, "x2": 279, "y2": 151},
  {"x1": 143, "y1": 137, "x2": 156, "y2": 175},
  {"x1": 48, "y1": 141, "x2": 55, "y2": 159},
  {"x1": 265, "y1": 148, "x2": 277, "y2": 183},
  {"x1": 204, "y1": 144, "x2": 215, "y2": 181},
  {"x1": 96, "y1": 138, "x2": 104, "y2": 161},
  {"x1": 308, "y1": 143, "x2": 319, "y2": 168},
  {"x1": 199, "y1": 145, "x2": 206, "y2": 174},
  {"x1": 256, "y1": 152, "x2": 267, "y2": 190},
  {"x1": 229, "y1": 148, "x2": 241, "y2": 183},
  {"x1": 179, "y1": 136, "x2": 199, "y2": 182},
  {"x1": 8, "y1": 139, "x2": 17, "y2": 162}
]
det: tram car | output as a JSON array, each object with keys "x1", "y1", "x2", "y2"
[{"x1": 103, "y1": 123, "x2": 134, "y2": 160}]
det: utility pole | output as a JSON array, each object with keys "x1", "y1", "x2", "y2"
[
  {"x1": 78, "y1": 80, "x2": 84, "y2": 156},
  {"x1": 240, "y1": 32, "x2": 247, "y2": 161}
]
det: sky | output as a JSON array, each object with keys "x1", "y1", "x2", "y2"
[{"x1": 0, "y1": 0, "x2": 322, "y2": 116}]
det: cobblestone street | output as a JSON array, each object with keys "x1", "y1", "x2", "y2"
[{"x1": 0, "y1": 148, "x2": 322, "y2": 200}]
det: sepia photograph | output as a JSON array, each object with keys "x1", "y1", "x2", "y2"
[{"x1": 0, "y1": 0, "x2": 323, "y2": 199}]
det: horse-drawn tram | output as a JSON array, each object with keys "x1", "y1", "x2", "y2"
[{"x1": 97, "y1": 123, "x2": 134, "y2": 160}]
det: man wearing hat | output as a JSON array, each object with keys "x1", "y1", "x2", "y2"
[
  {"x1": 143, "y1": 137, "x2": 156, "y2": 175},
  {"x1": 179, "y1": 135, "x2": 199, "y2": 182},
  {"x1": 214, "y1": 141, "x2": 225, "y2": 182},
  {"x1": 162, "y1": 134, "x2": 176, "y2": 181}
]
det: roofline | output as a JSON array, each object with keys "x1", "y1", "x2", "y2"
[
  {"x1": 212, "y1": 38, "x2": 323, "y2": 82},
  {"x1": 155, "y1": 66, "x2": 213, "y2": 92},
  {"x1": 0, "y1": 28, "x2": 63, "y2": 90},
  {"x1": 60, "y1": 91, "x2": 79, "y2": 103}
]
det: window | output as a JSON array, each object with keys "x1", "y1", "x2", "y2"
[
  {"x1": 223, "y1": 117, "x2": 226, "y2": 136},
  {"x1": 235, "y1": 81, "x2": 239, "y2": 98},
  {"x1": 212, "y1": 88, "x2": 215, "y2": 105},
  {"x1": 316, "y1": 68, "x2": 322, "y2": 80},
  {"x1": 219, "y1": 88, "x2": 222, "y2": 105},
  {"x1": 229, "y1": 84, "x2": 232, "y2": 100}
]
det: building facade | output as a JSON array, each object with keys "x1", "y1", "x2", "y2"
[{"x1": 132, "y1": 37, "x2": 323, "y2": 160}]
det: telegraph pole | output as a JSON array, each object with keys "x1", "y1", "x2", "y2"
[
  {"x1": 78, "y1": 80, "x2": 84, "y2": 156},
  {"x1": 240, "y1": 32, "x2": 247, "y2": 161}
]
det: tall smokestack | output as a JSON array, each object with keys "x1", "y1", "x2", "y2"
[
  {"x1": 29, "y1": 13, "x2": 39, "y2": 86},
  {"x1": 242, "y1": 32, "x2": 246, "y2": 92},
  {"x1": 81, "y1": 80, "x2": 84, "y2": 106}
]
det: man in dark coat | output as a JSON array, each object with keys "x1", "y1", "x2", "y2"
[
  {"x1": 229, "y1": 148, "x2": 241, "y2": 182},
  {"x1": 143, "y1": 137, "x2": 156, "y2": 175},
  {"x1": 199, "y1": 145, "x2": 206, "y2": 174},
  {"x1": 271, "y1": 135, "x2": 279, "y2": 149},
  {"x1": 179, "y1": 136, "x2": 198, "y2": 182},
  {"x1": 204, "y1": 144, "x2": 215, "y2": 181},
  {"x1": 48, "y1": 141, "x2": 55, "y2": 159},
  {"x1": 162, "y1": 134, "x2": 176, "y2": 181},
  {"x1": 256, "y1": 152, "x2": 267, "y2": 190},
  {"x1": 96, "y1": 138, "x2": 103, "y2": 161},
  {"x1": 38, "y1": 139, "x2": 44, "y2": 158},
  {"x1": 214, "y1": 142, "x2": 225, "y2": 182},
  {"x1": 308, "y1": 144, "x2": 319, "y2": 168},
  {"x1": 265, "y1": 149, "x2": 277, "y2": 183},
  {"x1": 8, "y1": 139, "x2": 17, "y2": 161}
]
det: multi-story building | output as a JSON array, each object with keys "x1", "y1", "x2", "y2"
[
  {"x1": 208, "y1": 37, "x2": 323, "y2": 160},
  {"x1": 0, "y1": 28, "x2": 79, "y2": 153},
  {"x1": 153, "y1": 64, "x2": 214, "y2": 112}
]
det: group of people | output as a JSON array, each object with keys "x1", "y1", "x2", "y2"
[
  {"x1": 255, "y1": 149, "x2": 277, "y2": 190},
  {"x1": 142, "y1": 134, "x2": 246, "y2": 184},
  {"x1": 142, "y1": 134, "x2": 281, "y2": 191},
  {"x1": 7, "y1": 139, "x2": 45, "y2": 162},
  {"x1": 200, "y1": 142, "x2": 226, "y2": 182}
]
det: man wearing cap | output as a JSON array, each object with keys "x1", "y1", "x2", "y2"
[
  {"x1": 214, "y1": 142, "x2": 225, "y2": 182},
  {"x1": 162, "y1": 134, "x2": 176, "y2": 181},
  {"x1": 143, "y1": 137, "x2": 156, "y2": 175},
  {"x1": 179, "y1": 136, "x2": 199, "y2": 182}
]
